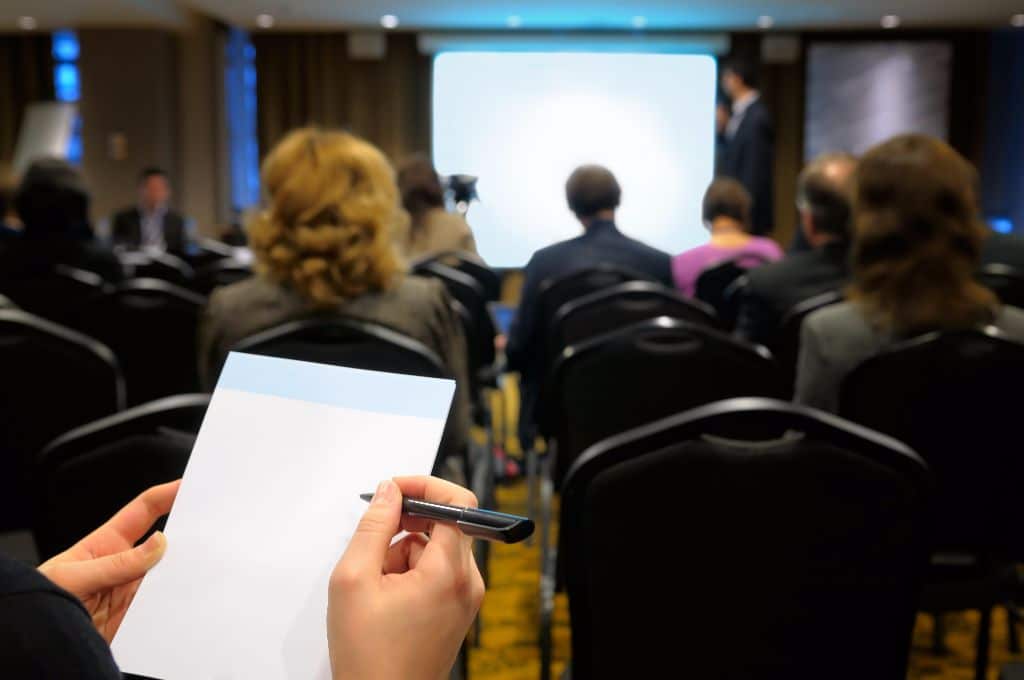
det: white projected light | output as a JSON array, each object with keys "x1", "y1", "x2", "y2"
[{"x1": 432, "y1": 52, "x2": 717, "y2": 267}]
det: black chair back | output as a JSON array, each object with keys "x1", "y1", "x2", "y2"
[
  {"x1": 413, "y1": 251, "x2": 501, "y2": 302},
  {"x1": 33, "y1": 394, "x2": 209, "y2": 559},
  {"x1": 695, "y1": 255, "x2": 771, "y2": 328},
  {"x1": 840, "y1": 328, "x2": 1024, "y2": 560},
  {"x1": 978, "y1": 264, "x2": 1024, "y2": 309},
  {"x1": 117, "y1": 251, "x2": 195, "y2": 285},
  {"x1": 543, "y1": 316, "x2": 785, "y2": 486},
  {"x1": 414, "y1": 261, "x2": 496, "y2": 377},
  {"x1": 773, "y1": 290, "x2": 844, "y2": 392},
  {"x1": 562, "y1": 398, "x2": 932, "y2": 680},
  {"x1": 85, "y1": 279, "x2": 205, "y2": 406},
  {"x1": 550, "y1": 280, "x2": 720, "y2": 353},
  {"x1": 192, "y1": 258, "x2": 253, "y2": 295},
  {"x1": 0, "y1": 310, "x2": 125, "y2": 530},
  {"x1": 0, "y1": 265, "x2": 108, "y2": 330},
  {"x1": 183, "y1": 238, "x2": 238, "y2": 269},
  {"x1": 0, "y1": 294, "x2": 14, "y2": 308}
]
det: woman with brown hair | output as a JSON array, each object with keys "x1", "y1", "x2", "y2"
[
  {"x1": 393, "y1": 154, "x2": 478, "y2": 261},
  {"x1": 199, "y1": 128, "x2": 470, "y2": 457},
  {"x1": 795, "y1": 134, "x2": 1024, "y2": 412}
]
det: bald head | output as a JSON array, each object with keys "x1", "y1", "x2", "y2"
[{"x1": 797, "y1": 152, "x2": 857, "y2": 246}]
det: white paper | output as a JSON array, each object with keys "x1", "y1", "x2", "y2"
[{"x1": 111, "y1": 352, "x2": 455, "y2": 680}]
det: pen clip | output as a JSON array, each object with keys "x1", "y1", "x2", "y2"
[{"x1": 457, "y1": 517, "x2": 535, "y2": 544}]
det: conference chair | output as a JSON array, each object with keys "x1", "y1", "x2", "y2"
[
  {"x1": 0, "y1": 265, "x2": 109, "y2": 331},
  {"x1": 183, "y1": 237, "x2": 238, "y2": 269},
  {"x1": 0, "y1": 294, "x2": 15, "y2": 309},
  {"x1": 412, "y1": 250, "x2": 502, "y2": 302},
  {"x1": 0, "y1": 310, "x2": 125, "y2": 531},
  {"x1": 695, "y1": 255, "x2": 773, "y2": 329},
  {"x1": 548, "y1": 280, "x2": 721, "y2": 356},
  {"x1": 839, "y1": 328, "x2": 1024, "y2": 680},
  {"x1": 33, "y1": 394, "x2": 209, "y2": 560},
  {"x1": 232, "y1": 317, "x2": 462, "y2": 474},
  {"x1": 84, "y1": 279, "x2": 206, "y2": 406},
  {"x1": 544, "y1": 398, "x2": 931, "y2": 680},
  {"x1": 117, "y1": 250, "x2": 196, "y2": 285},
  {"x1": 978, "y1": 263, "x2": 1024, "y2": 309},
  {"x1": 772, "y1": 290, "x2": 844, "y2": 394},
  {"x1": 192, "y1": 258, "x2": 253, "y2": 295}
]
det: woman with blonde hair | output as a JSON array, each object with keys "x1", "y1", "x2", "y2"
[
  {"x1": 795, "y1": 134, "x2": 1024, "y2": 411},
  {"x1": 199, "y1": 128, "x2": 470, "y2": 457}
]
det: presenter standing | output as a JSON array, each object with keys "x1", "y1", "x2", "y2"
[{"x1": 719, "y1": 58, "x2": 775, "y2": 236}]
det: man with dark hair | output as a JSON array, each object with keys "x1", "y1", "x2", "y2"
[
  {"x1": 506, "y1": 165, "x2": 672, "y2": 447},
  {"x1": 719, "y1": 57, "x2": 775, "y2": 235},
  {"x1": 111, "y1": 167, "x2": 190, "y2": 254},
  {"x1": 735, "y1": 152, "x2": 857, "y2": 345}
]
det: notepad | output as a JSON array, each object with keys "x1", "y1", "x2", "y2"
[{"x1": 111, "y1": 352, "x2": 455, "y2": 680}]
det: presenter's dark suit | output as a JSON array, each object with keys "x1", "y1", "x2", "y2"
[
  {"x1": 735, "y1": 240, "x2": 849, "y2": 346},
  {"x1": 506, "y1": 220, "x2": 673, "y2": 445},
  {"x1": 719, "y1": 98, "x2": 775, "y2": 235},
  {"x1": 111, "y1": 207, "x2": 188, "y2": 254}
]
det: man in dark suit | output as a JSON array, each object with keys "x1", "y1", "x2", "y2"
[
  {"x1": 735, "y1": 152, "x2": 858, "y2": 346},
  {"x1": 111, "y1": 167, "x2": 190, "y2": 254},
  {"x1": 506, "y1": 165, "x2": 673, "y2": 446},
  {"x1": 719, "y1": 58, "x2": 775, "y2": 235}
]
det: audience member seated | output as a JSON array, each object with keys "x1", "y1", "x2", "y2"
[
  {"x1": 0, "y1": 158, "x2": 123, "y2": 284},
  {"x1": 394, "y1": 154, "x2": 479, "y2": 261},
  {"x1": 110, "y1": 167, "x2": 191, "y2": 255},
  {"x1": 795, "y1": 134, "x2": 1024, "y2": 412},
  {"x1": 736, "y1": 152, "x2": 857, "y2": 345},
  {"x1": 506, "y1": 164, "x2": 673, "y2": 444},
  {"x1": 0, "y1": 477, "x2": 483, "y2": 680},
  {"x1": 672, "y1": 177, "x2": 783, "y2": 297},
  {"x1": 198, "y1": 128, "x2": 471, "y2": 452}
]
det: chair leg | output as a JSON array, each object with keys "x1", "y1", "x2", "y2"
[
  {"x1": 976, "y1": 607, "x2": 992, "y2": 680},
  {"x1": 525, "y1": 446, "x2": 537, "y2": 545}
]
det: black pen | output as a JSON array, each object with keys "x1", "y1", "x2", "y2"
[{"x1": 358, "y1": 493, "x2": 535, "y2": 544}]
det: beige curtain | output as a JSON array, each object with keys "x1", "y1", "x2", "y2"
[
  {"x1": 254, "y1": 32, "x2": 431, "y2": 165},
  {"x1": 0, "y1": 34, "x2": 55, "y2": 163}
]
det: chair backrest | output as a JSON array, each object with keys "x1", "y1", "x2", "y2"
[
  {"x1": 33, "y1": 394, "x2": 209, "y2": 559},
  {"x1": 773, "y1": 289, "x2": 844, "y2": 392},
  {"x1": 550, "y1": 280, "x2": 720, "y2": 354},
  {"x1": 117, "y1": 251, "x2": 196, "y2": 285},
  {"x1": 562, "y1": 397, "x2": 932, "y2": 680},
  {"x1": 0, "y1": 310, "x2": 125, "y2": 531},
  {"x1": 0, "y1": 293, "x2": 15, "y2": 309},
  {"x1": 0, "y1": 265, "x2": 108, "y2": 330},
  {"x1": 543, "y1": 316, "x2": 785, "y2": 486},
  {"x1": 695, "y1": 255, "x2": 772, "y2": 328},
  {"x1": 839, "y1": 328, "x2": 1024, "y2": 560},
  {"x1": 414, "y1": 261, "x2": 496, "y2": 376},
  {"x1": 192, "y1": 258, "x2": 253, "y2": 295},
  {"x1": 85, "y1": 279, "x2": 206, "y2": 406},
  {"x1": 977, "y1": 263, "x2": 1024, "y2": 309},
  {"x1": 413, "y1": 251, "x2": 501, "y2": 302}
]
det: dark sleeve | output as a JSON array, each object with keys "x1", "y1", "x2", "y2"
[
  {"x1": 0, "y1": 591, "x2": 121, "y2": 679},
  {"x1": 734, "y1": 279, "x2": 777, "y2": 346},
  {"x1": 506, "y1": 253, "x2": 544, "y2": 373},
  {"x1": 109, "y1": 210, "x2": 130, "y2": 246}
]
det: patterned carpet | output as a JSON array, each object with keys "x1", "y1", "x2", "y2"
[{"x1": 469, "y1": 382, "x2": 1023, "y2": 680}]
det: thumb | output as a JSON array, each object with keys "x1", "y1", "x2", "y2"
[
  {"x1": 338, "y1": 479, "x2": 402, "y2": 579},
  {"x1": 52, "y1": 532, "x2": 167, "y2": 599}
]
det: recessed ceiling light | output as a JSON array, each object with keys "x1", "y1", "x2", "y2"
[
  {"x1": 880, "y1": 14, "x2": 901, "y2": 29},
  {"x1": 631, "y1": 15, "x2": 648, "y2": 29},
  {"x1": 506, "y1": 15, "x2": 523, "y2": 28},
  {"x1": 255, "y1": 13, "x2": 274, "y2": 28},
  {"x1": 756, "y1": 15, "x2": 775, "y2": 29},
  {"x1": 380, "y1": 14, "x2": 399, "y2": 29},
  {"x1": 17, "y1": 16, "x2": 37, "y2": 30},
  {"x1": 1011, "y1": 14, "x2": 1024, "y2": 27}
]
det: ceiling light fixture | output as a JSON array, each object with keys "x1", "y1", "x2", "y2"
[
  {"x1": 880, "y1": 14, "x2": 901, "y2": 29},
  {"x1": 1011, "y1": 14, "x2": 1024, "y2": 27},
  {"x1": 17, "y1": 16, "x2": 37, "y2": 30},
  {"x1": 506, "y1": 15, "x2": 523, "y2": 29},
  {"x1": 631, "y1": 15, "x2": 648, "y2": 29},
  {"x1": 255, "y1": 13, "x2": 275, "y2": 28},
  {"x1": 380, "y1": 14, "x2": 400, "y2": 29},
  {"x1": 756, "y1": 15, "x2": 775, "y2": 29}
]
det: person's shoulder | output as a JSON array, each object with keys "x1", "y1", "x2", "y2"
[
  {"x1": 804, "y1": 301, "x2": 863, "y2": 334},
  {"x1": 208, "y1": 274, "x2": 294, "y2": 314}
]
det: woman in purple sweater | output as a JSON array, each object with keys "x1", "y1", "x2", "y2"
[{"x1": 672, "y1": 178, "x2": 783, "y2": 297}]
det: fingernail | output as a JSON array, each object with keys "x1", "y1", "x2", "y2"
[
  {"x1": 142, "y1": 531, "x2": 166, "y2": 554},
  {"x1": 372, "y1": 479, "x2": 397, "y2": 505}
]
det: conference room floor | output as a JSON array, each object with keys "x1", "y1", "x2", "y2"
[{"x1": 470, "y1": 384, "x2": 1024, "y2": 680}]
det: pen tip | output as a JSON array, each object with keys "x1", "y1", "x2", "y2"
[{"x1": 359, "y1": 493, "x2": 374, "y2": 502}]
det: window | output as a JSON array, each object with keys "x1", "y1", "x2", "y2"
[
  {"x1": 225, "y1": 28, "x2": 260, "y2": 213},
  {"x1": 52, "y1": 29, "x2": 82, "y2": 164}
]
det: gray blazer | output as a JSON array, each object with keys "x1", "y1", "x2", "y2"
[
  {"x1": 795, "y1": 301, "x2": 1024, "y2": 413},
  {"x1": 198, "y1": 274, "x2": 471, "y2": 457}
]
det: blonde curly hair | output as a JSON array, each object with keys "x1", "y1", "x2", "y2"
[{"x1": 248, "y1": 128, "x2": 401, "y2": 307}]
